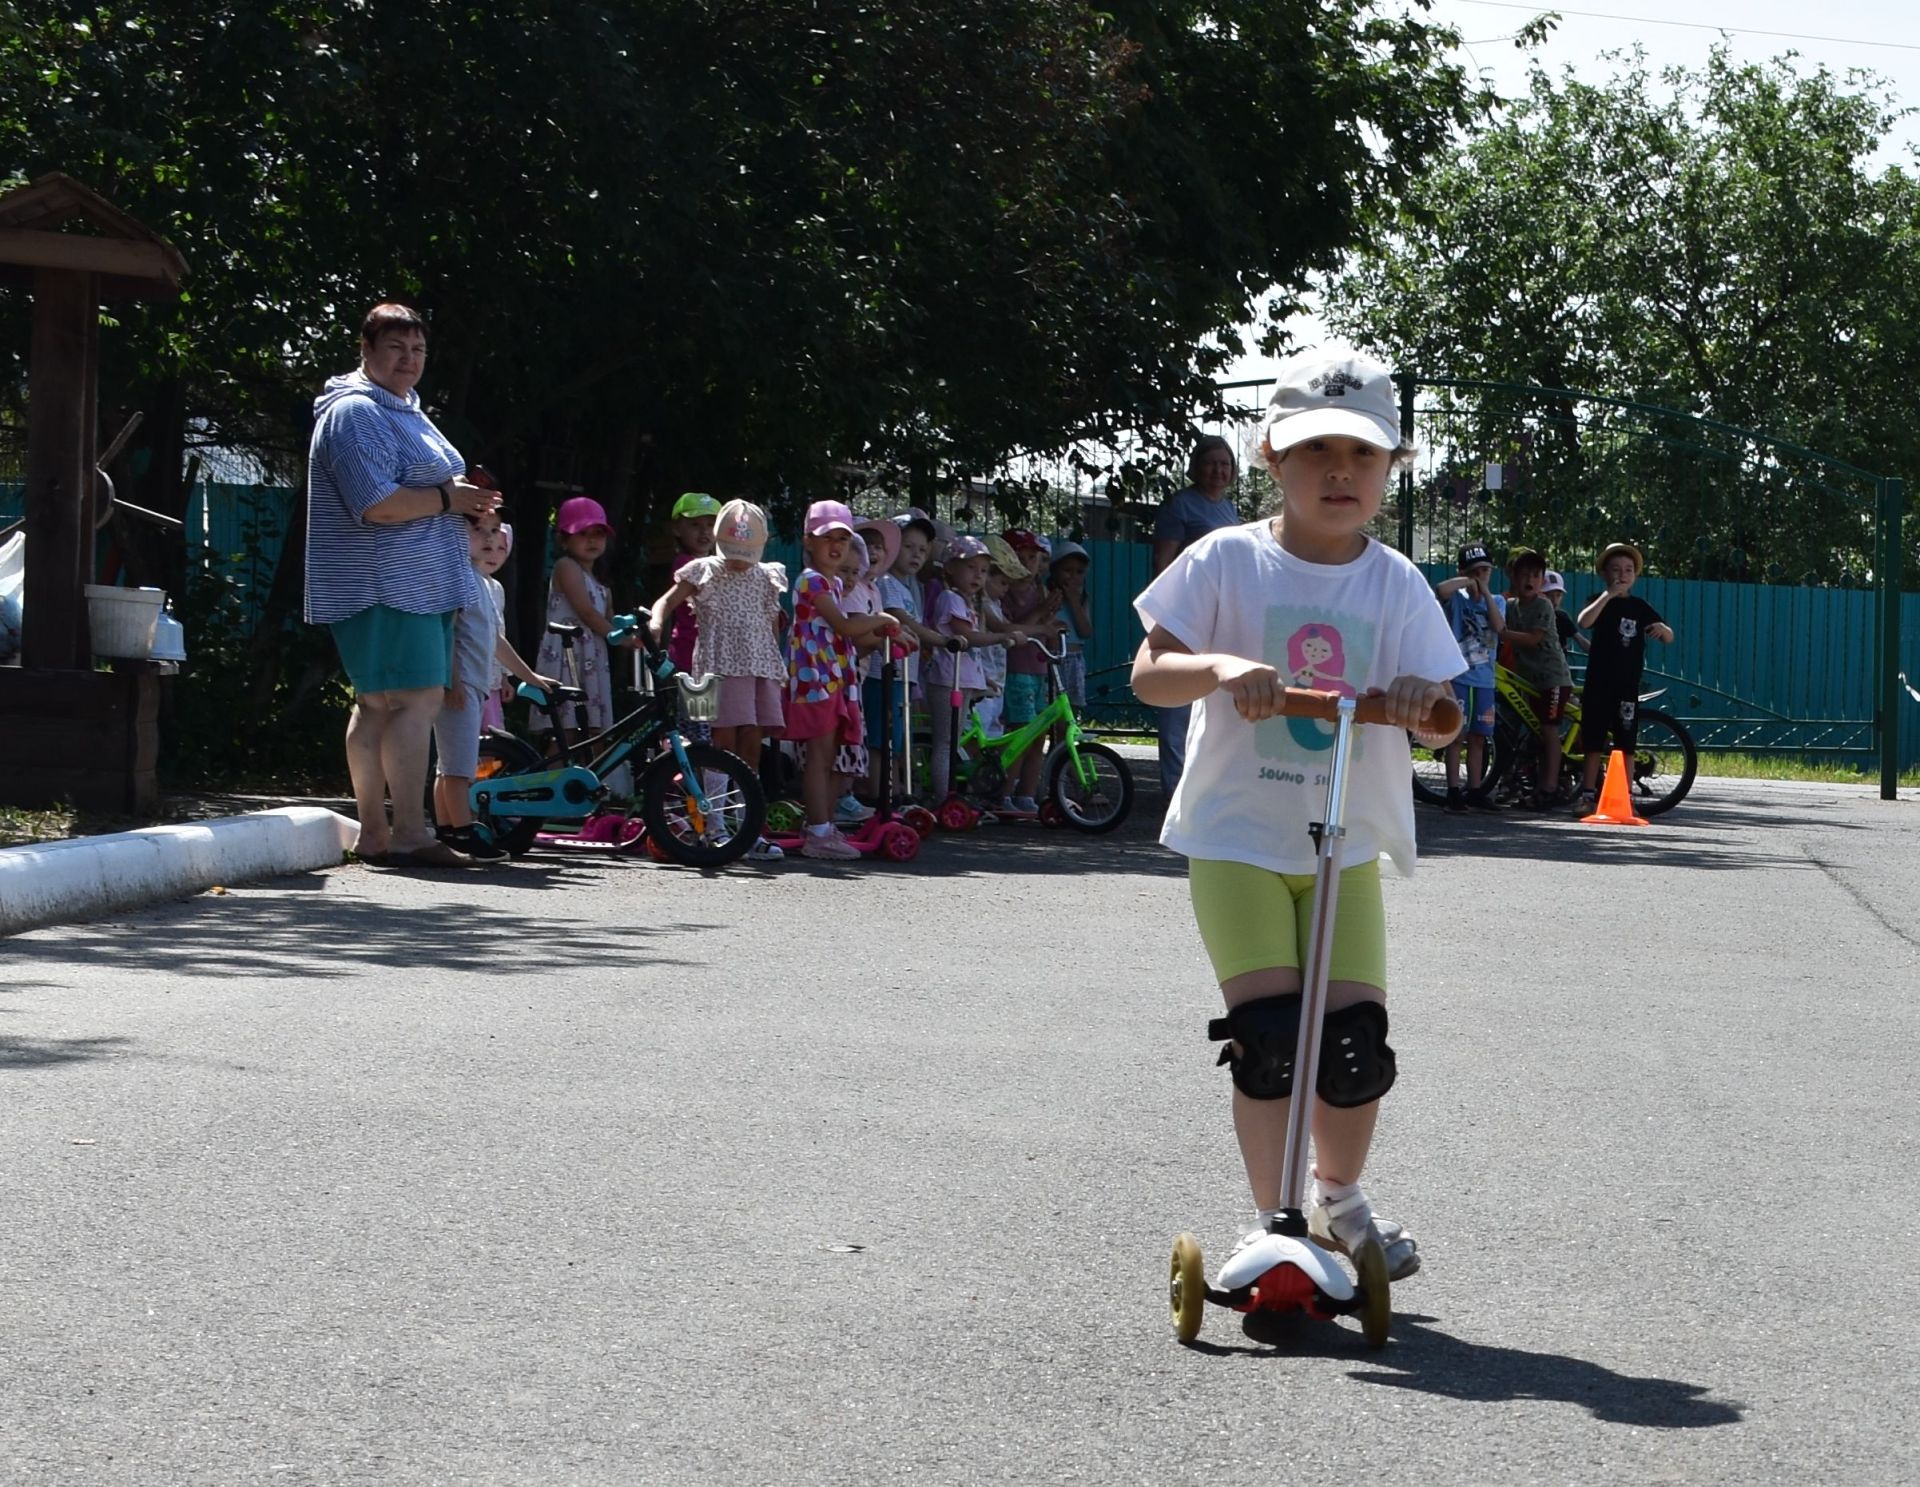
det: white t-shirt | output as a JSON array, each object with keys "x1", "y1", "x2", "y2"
[{"x1": 1134, "y1": 522, "x2": 1464, "y2": 876}]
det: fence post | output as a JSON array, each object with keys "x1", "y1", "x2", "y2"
[
  {"x1": 1395, "y1": 371, "x2": 1415, "y2": 557},
  {"x1": 1881, "y1": 476, "x2": 1906, "y2": 800}
]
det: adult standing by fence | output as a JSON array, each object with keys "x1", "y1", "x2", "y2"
[
  {"x1": 304, "y1": 302, "x2": 500, "y2": 867},
  {"x1": 1150, "y1": 435, "x2": 1242, "y2": 796}
]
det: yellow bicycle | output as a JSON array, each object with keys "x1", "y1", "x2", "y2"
[{"x1": 1410, "y1": 664, "x2": 1697, "y2": 816}]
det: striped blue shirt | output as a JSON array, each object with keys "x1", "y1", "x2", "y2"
[{"x1": 303, "y1": 371, "x2": 479, "y2": 625}]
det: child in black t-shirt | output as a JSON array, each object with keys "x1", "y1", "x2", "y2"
[{"x1": 1572, "y1": 542, "x2": 1675, "y2": 814}]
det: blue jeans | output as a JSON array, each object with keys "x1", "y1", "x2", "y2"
[{"x1": 1157, "y1": 703, "x2": 1191, "y2": 797}]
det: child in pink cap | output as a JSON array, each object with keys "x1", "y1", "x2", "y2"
[
  {"x1": 532, "y1": 496, "x2": 636, "y2": 760},
  {"x1": 786, "y1": 500, "x2": 901, "y2": 859}
]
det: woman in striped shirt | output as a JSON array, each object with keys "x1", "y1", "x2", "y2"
[{"x1": 304, "y1": 303, "x2": 500, "y2": 867}]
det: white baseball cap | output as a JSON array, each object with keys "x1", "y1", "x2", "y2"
[{"x1": 1260, "y1": 343, "x2": 1400, "y2": 455}]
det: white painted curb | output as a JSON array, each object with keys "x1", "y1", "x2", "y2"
[{"x1": 0, "y1": 808, "x2": 360, "y2": 937}]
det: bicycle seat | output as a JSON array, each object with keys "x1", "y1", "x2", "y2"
[{"x1": 546, "y1": 621, "x2": 583, "y2": 639}]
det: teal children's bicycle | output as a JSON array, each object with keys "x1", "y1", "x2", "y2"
[
  {"x1": 954, "y1": 635, "x2": 1134, "y2": 833},
  {"x1": 469, "y1": 615, "x2": 766, "y2": 867}
]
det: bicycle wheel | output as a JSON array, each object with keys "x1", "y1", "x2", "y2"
[
  {"x1": 640, "y1": 743, "x2": 765, "y2": 867},
  {"x1": 473, "y1": 729, "x2": 547, "y2": 857},
  {"x1": 1046, "y1": 741, "x2": 1133, "y2": 833},
  {"x1": 1627, "y1": 707, "x2": 1697, "y2": 817}
]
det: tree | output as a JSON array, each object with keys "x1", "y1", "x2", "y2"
[
  {"x1": 3, "y1": 0, "x2": 1487, "y2": 779},
  {"x1": 1321, "y1": 47, "x2": 1920, "y2": 582}
]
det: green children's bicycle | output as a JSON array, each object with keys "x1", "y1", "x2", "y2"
[{"x1": 954, "y1": 635, "x2": 1134, "y2": 833}]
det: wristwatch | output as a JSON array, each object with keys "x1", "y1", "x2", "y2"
[{"x1": 438, "y1": 482, "x2": 453, "y2": 512}]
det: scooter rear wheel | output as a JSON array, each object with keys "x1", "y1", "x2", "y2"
[
  {"x1": 1353, "y1": 1236, "x2": 1392, "y2": 1349},
  {"x1": 1170, "y1": 1233, "x2": 1206, "y2": 1343},
  {"x1": 901, "y1": 806, "x2": 938, "y2": 838}
]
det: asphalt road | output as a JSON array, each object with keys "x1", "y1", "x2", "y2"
[{"x1": 4, "y1": 775, "x2": 1917, "y2": 1485}]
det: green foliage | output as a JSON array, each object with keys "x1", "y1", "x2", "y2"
[
  {"x1": 1323, "y1": 47, "x2": 1920, "y2": 581},
  {"x1": 3, "y1": 0, "x2": 1487, "y2": 784},
  {"x1": 4, "y1": 0, "x2": 1486, "y2": 491}
]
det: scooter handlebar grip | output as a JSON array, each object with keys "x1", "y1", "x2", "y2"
[{"x1": 1283, "y1": 688, "x2": 1462, "y2": 736}]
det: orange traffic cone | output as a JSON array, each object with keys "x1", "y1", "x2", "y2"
[{"x1": 1581, "y1": 749, "x2": 1647, "y2": 826}]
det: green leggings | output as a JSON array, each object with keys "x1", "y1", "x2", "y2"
[{"x1": 1187, "y1": 857, "x2": 1387, "y2": 990}]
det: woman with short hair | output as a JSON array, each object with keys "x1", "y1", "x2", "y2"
[
  {"x1": 304, "y1": 302, "x2": 501, "y2": 866},
  {"x1": 1149, "y1": 434, "x2": 1242, "y2": 796}
]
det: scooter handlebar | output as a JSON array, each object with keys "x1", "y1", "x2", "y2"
[{"x1": 1282, "y1": 688, "x2": 1462, "y2": 736}]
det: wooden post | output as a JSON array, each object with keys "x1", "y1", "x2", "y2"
[{"x1": 22, "y1": 267, "x2": 93, "y2": 670}]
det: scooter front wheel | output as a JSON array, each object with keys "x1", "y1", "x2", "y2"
[
  {"x1": 1170, "y1": 1233, "x2": 1206, "y2": 1343},
  {"x1": 1353, "y1": 1236, "x2": 1392, "y2": 1349}
]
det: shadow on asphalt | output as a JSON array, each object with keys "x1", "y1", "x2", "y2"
[
  {"x1": 0, "y1": 1033, "x2": 135, "y2": 1071},
  {"x1": 1200, "y1": 1311, "x2": 1742, "y2": 1428},
  {"x1": 1412, "y1": 797, "x2": 1845, "y2": 872},
  {"x1": 2, "y1": 887, "x2": 713, "y2": 982}
]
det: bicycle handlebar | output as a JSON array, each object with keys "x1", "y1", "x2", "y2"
[{"x1": 1282, "y1": 688, "x2": 1462, "y2": 736}]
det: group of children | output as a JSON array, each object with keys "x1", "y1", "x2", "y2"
[
  {"x1": 1437, "y1": 537, "x2": 1674, "y2": 813},
  {"x1": 425, "y1": 484, "x2": 1099, "y2": 863}
]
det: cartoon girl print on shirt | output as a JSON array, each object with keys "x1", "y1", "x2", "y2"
[{"x1": 1285, "y1": 622, "x2": 1356, "y2": 751}]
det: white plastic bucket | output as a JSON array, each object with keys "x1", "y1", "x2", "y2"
[{"x1": 83, "y1": 584, "x2": 166, "y2": 659}]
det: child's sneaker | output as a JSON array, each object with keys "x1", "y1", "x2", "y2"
[
  {"x1": 1444, "y1": 787, "x2": 1466, "y2": 813},
  {"x1": 1570, "y1": 788, "x2": 1598, "y2": 817},
  {"x1": 747, "y1": 837, "x2": 785, "y2": 861},
  {"x1": 834, "y1": 794, "x2": 875, "y2": 824},
  {"x1": 438, "y1": 825, "x2": 507, "y2": 863},
  {"x1": 1308, "y1": 1181, "x2": 1421, "y2": 1280},
  {"x1": 1007, "y1": 795, "x2": 1040, "y2": 815},
  {"x1": 800, "y1": 827, "x2": 861, "y2": 860}
]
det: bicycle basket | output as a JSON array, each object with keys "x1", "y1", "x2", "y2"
[{"x1": 676, "y1": 672, "x2": 720, "y2": 723}]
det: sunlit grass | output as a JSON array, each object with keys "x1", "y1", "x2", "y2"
[
  {"x1": 1695, "y1": 752, "x2": 1918, "y2": 786},
  {"x1": 0, "y1": 802, "x2": 77, "y2": 848}
]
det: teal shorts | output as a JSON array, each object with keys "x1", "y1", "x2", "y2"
[
  {"x1": 330, "y1": 605, "x2": 455, "y2": 695},
  {"x1": 1003, "y1": 671, "x2": 1046, "y2": 727},
  {"x1": 1187, "y1": 857, "x2": 1387, "y2": 990}
]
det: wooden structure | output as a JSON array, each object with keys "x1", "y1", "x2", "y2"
[{"x1": 0, "y1": 174, "x2": 185, "y2": 813}]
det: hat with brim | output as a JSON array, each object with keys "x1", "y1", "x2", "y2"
[
  {"x1": 1543, "y1": 569, "x2": 1566, "y2": 594},
  {"x1": 891, "y1": 510, "x2": 938, "y2": 542},
  {"x1": 944, "y1": 535, "x2": 989, "y2": 566},
  {"x1": 1260, "y1": 343, "x2": 1400, "y2": 456},
  {"x1": 1597, "y1": 542, "x2": 1644, "y2": 575},
  {"x1": 1048, "y1": 539, "x2": 1089, "y2": 568},
  {"x1": 671, "y1": 492, "x2": 722, "y2": 520},
  {"x1": 714, "y1": 499, "x2": 769, "y2": 562},
  {"x1": 556, "y1": 496, "x2": 611, "y2": 534},
  {"x1": 856, "y1": 516, "x2": 901, "y2": 574},
  {"x1": 983, "y1": 534, "x2": 1028, "y2": 579},
  {"x1": 805, "y1": 499, "x2": 856, "y2": 538}
]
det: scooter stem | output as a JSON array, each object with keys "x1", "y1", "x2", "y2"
[{"x1": 1280, "y1": 694, "x2": 1359, "y2": 1212}]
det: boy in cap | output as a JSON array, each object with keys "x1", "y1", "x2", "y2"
[
  {"x1": 1542, "y1": 569, "x2": 1582, "y2": 656},
  {"x1": 1432, "y1": 541, "x2": 1505, "y2": 810},
  {"x1": 1503, "y1": 547, "x2": 1574, "y2": 807},
  {"x1": 1572, "y1": 543, "x2": 1674, "y2": 815}
]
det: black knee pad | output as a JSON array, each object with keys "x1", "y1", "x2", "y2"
[
  {"x1": 1207, "y1": 994, "x2": 1303, "y2": 1100},
  {"x1": 1318, "y1": 1001, "x2": 1397, "y2": 1107}
]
